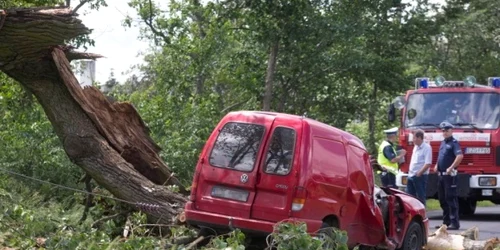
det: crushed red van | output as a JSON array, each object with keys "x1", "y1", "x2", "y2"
[{"x1": 184, "y1": 111, "x2": 428, "y2": 250}]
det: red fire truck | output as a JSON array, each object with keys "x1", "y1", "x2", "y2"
[{"x1": 388, "y1": 76, "x2": 500, "y2": 215}]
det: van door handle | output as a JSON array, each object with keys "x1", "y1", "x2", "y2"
[{"x1": 256, "y1": 172, "x2": 261, "y2": 185}]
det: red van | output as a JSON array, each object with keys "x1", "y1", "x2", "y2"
[{"x1": 184, "y1": 111, "x2": 428, "y2": 250}]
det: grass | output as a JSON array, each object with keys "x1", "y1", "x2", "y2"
[{"x1": 426, "y1": 199, "x2": 496, "y2": 211}]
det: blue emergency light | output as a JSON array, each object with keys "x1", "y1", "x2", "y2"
[
  {"x1": 415, "y1": 77, "x2": 429, "y2": 89},
  {"x1": 488, "y1": 77, "x2": 500, "y2": 88}
]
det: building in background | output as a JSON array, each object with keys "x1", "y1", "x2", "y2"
[{"x1": 78, "y1": 60, "x2": 96, "y2": 87}]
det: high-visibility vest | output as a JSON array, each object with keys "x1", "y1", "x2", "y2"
[{"x1": 377, "y1": 140, "x2": 399, "y2": 175}]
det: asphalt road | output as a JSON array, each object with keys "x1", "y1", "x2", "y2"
[{"x1": 427, "y1": 206, "x2": 500, "y2": 240}]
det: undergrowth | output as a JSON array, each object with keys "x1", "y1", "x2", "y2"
[{"x1": 0, "y1": 180, "x2": 352, "y2": 250}]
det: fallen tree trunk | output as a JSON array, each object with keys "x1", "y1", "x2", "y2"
[
  {"x1": 426, "y1": 225, "x2": 500, "y2": 250},
  {"x1": 0, "y1": 7, "x2": 188, "y2": 222}
]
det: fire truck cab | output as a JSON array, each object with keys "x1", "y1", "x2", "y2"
[{"x1": 388, "y1": 76, "x2": 500, "y2": 215}]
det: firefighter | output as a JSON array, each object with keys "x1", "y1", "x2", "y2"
[
  {"x1": 434, "y1": 121, "x2": 463, "y2": 230},
  {"x1": 377, "y1": 127, "x2": 406, "y2": 188},
  {"x1": 446, "y1": 97, "x2": 472, "y2": 123}
]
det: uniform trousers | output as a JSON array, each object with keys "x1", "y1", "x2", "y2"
[
  {"x1": 380, "y1": 171, "x2": 396, "y2": 188},
  {"x1": 437, "y1": 174, "x2": 460, "y2": 227}
]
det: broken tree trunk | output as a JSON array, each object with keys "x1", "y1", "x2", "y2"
[
  {"x1": 426, "y1": 225, "x2": 500, "y2": 250},
  {"x1": 0, "y1": 7, "x2": 188, "y2": 222}
]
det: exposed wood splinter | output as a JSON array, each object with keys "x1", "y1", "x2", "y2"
[{"x1": 426, "y1": 225, "x2": 500, "y2": 250}]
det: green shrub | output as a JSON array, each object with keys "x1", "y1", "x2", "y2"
[{"x1": 268, "y1": 221, "x2": 349, "y2": 250}]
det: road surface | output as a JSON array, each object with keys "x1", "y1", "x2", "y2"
[{"x1": 427, "y1": 206, "x2": 500, "y2": 240}]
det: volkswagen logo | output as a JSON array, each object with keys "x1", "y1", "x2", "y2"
[{"x1": 240, "y1": 174, "x2": 249, "y2": 183}]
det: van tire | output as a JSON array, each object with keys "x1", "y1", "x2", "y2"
[
  {"x1": 398, "y1": 221, "x2": 424, "y2": 250},
  {"x1": 317, "y1": 221, "x2": 339, "y2": 249},
  {"x1": 358, "y1": 246, "x2": 376, "y2": 250}
]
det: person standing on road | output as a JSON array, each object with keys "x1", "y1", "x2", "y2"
[
  {"x1": 377, "y1": 127, "x2": 406, "y2": 188},
  {"x1": 434, "y1": 121, "x2": 463, "y2": 230},
  {"x1": 406, "y1": 129, "x2": 432, "y2": 206}
]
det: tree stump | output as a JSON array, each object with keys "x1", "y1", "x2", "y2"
[{"x1": 426, "y1": 225, "x2": 500, "y2": 250}]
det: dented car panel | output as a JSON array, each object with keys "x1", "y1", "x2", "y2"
[{"x1": 185, "y1": 111, "x2": 428, "y2": 249}]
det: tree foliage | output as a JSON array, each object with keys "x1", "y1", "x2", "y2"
[{"x1": 1, "y1": 0, "x2": 499, "y2": 248}]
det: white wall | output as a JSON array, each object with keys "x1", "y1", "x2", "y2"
[{"x1": 79, "y1": 60, "x2": 96, "y2": 87}]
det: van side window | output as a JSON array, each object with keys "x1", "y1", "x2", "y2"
[
  {"x1": 209, "y1": 122, "x2": 265, "y2": 172},
  {"x1": 264, "y1": 127, "x2": 296, "y2": 175}
]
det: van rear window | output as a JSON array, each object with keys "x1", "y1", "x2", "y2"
[
  {"x1": 209, "y1": 122, "x2": 265, "y2": 172},
  {"x1": 264, "y1": 127, "x2": 296, "y2": 175}
]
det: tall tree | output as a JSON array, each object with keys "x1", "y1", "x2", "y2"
[
  {"x1": 0, "y1": 6, "x2": 186, "y2": 223},
  {"x1": 426, "y1": 0, "x2": 500, "y2": 81},
  {"x1": 331, "y1": 0, "x2": 438, "y2": 152}
]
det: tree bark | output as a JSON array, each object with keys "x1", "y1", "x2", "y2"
[
  {"x1": 0, "y1": 7, "x2": 187, "y2": 222},
  {"x1": 262, "y1": 40, "x2": 279, "y2": 111}
]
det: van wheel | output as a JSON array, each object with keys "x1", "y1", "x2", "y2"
[
  {"x1": 317, "y1": 222, "x2": 338, "y2": 249},
  {"x1": 398, "y1": 221, "x2": 424, "y2": 250},
  {"x1": 358, "y1": 246, "x2": 377, "y2": 250}
]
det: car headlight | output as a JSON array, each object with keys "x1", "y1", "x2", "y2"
[
  {"x1": 479, "y1": 177, "x2": 497, "y2": 187},
  {"x1": 402, "y1": 176, "x2": 408, "y2": 185}
]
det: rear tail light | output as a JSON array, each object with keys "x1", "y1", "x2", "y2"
[
  {"x1": 190, "y1": 158, "x2": 206, "y2": 202},
  {"x1": 189, "y1": 171, "x2": 200, "y2": 202},
  {"x1": 292, "y1": 186, "x2": 307, "y2": 211}
]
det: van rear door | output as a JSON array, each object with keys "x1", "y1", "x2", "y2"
[
  {"x1": 194, "y1": 114, "x2": 274, "y2": 218},
  {"x1": 251, "y1": 117, "x2": 302, "y2": 222}
]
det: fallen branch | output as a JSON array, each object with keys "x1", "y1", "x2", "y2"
[
  {"x1": 173, "y1": 211, "x2": 186, "y2": 225},
  {"x1": 185, "y1": 236, "x2": 205, "y2": 250},
  {"x1": 461, "y1": 227, "x2": 479, "y2": 241},
  {"x1": 91, "y1": 211, "x2": 128, "y2": 228},
  {"x1": 123, "y1": 215, "x2": 131, "y2": 238},
  {"x1": 78, "y1": 173, "x2": 93, "y2": 224}
]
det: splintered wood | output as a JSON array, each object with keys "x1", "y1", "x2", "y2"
[{"x1": 425, "y1": 225, "x2": 500, "y2": 250}]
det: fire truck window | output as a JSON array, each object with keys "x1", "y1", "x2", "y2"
[
  {"x1": 209, "y1": 122, "x2": 265, "y2": 172},
  {"x1": 264, "y1": 127, "x2": 296, "y2": 175},
  {"x1": 405, "y1": 92, "x2": 500, "y2": 129}
]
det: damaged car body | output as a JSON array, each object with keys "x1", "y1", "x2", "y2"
[{"x1": 184, "y1": 111, "x2": 428, "y2": 249}]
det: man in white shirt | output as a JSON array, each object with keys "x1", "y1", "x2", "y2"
[{"x1": 406, "y1": 129, "x2": 433, "y2": 206}]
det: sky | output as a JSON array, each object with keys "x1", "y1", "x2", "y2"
[
  {"x1": 77, "y1": 0, "x2": 151, "y2": 84},
  {"x1": 75, "y1": 0, "x2": 446, "y2": 85}
]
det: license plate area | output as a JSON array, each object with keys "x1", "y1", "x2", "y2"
[
  {"x1": 211, "y1": 185, "x2": 249, "y2": 202},
  {"x1": 482, "y1": 189, "x2": 493, "y2": 196},
  {"x1": 465, "y1": 147, "x2": 490, "y2": 154}
]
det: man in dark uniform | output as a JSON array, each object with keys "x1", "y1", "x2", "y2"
[{"x1": 434, "y1": 121, "x2": 464, "y2": 230}]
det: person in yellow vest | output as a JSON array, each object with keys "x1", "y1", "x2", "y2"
[{"x1": 377, "y1": 127, "x2": 406, "y2": 188}]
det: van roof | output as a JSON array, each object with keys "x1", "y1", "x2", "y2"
[{"x1": 226, "y1": 110, "x2": 367, "y2": 150}]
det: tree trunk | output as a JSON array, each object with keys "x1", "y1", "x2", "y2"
[
  {"x1": 368, "y1": 83, "x2": 378, "y2": 154},
  {"x1": 0, "y1": 7, "x2": 188, "y2": 223},
  {"x1": 426, "y1": 225, "x2": 500, "y2": 250},
  {"x1": 262, "y1": 40, "x2": 279, "y2": 111}
]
